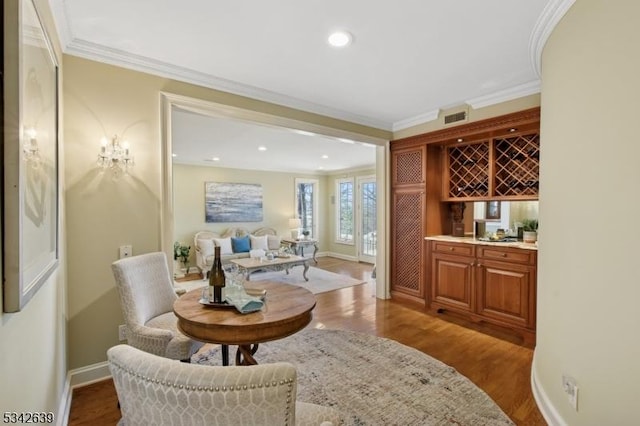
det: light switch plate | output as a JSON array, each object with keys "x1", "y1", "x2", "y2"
[{"x1": 119, "y1": 245, "x2": 132, "y2": 259}]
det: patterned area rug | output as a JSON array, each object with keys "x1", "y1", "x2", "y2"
[
  {"x1": 249, "y1": 266, "x2": 367, "y2": 294},
  {"x1": 192, "y1": 329, "x2": 514, "y2": 425}
]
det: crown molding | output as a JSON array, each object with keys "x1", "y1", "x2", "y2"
[
  {"x1": 529, "y1": 0, "x2": 576, "y2": 78},
  {"x1": 465, "y1": 80, "x2": 541, "y2": 110},
  {"x1": 392, "y1": 109, "x2": 440, "y2": 132},
  {"x1": 64, "y1": 38, "x2": 393, "y2": 131}
]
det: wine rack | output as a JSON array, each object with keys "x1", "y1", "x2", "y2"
[
  {"x1": 446, "y1": 142, "x2": 490, "y2": 198},
  {"x1": 494, "y1": 133, "x2": 540, "y2": 197}
]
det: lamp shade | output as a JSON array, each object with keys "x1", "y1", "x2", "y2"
[{"x1": 288, "y1": 218, "x2": 302, "y2": 228}]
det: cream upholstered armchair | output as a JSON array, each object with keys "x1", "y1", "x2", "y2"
[
  {"x1": 108, "y1": 344, "x2": 341, "y2": 426},
  {"x1": 112, "y1": 252, "x2": 203, "y2": 361}
]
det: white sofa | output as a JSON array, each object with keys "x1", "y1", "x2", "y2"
[{"x1": 194, "y1": 227, "x2": 282, "y2": 275}]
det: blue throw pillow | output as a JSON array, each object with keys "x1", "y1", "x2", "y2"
[{"x1": 231, "y1": 235, "x2": 250, "y2": 253}]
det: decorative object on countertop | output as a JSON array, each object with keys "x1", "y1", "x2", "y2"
[
  {"x1": 449, "y1": 202, "x2": 466, "y2": 236},
  {"x1": 522, "y1": 219, "x2": 538, "y2": 243}
]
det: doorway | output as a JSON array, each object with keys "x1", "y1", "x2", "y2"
[{"x1": 159, "y1": 92, "x2": 389, "y2": 298}]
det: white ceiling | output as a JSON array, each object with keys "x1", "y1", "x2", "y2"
[
  {"x1": 171, "y1": 107, "x2": 377, "y2": 173},
  {"x1": 50, "y1": 0, "x2": 561, "y2": 173}
]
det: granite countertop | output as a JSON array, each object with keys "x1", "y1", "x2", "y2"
[{"x1": 425, "y1": 235, "x2": 538, "y2": 251}]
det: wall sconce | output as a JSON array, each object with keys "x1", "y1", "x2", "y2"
[
  {"x1": 289, "y1": 218, "x2": 302, "y2": 239},
  {"x1": 97, "y1": 135, "x2": 134, "y2": 176},
  {"x1": 23, "y1": 127, "x2": 40, "y2": 168}
]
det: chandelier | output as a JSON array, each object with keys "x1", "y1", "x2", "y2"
[{"x1": 97, "y1": 135, "x2": 134, "y2": 176}]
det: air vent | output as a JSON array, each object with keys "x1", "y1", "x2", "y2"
[{"x1": 444, "y1": 111, "x2": 467, "y2": 125}]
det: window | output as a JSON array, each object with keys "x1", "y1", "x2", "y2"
[
  {"x1": 336, "y1": 177, "x2": 354, "y2": 244},
  {"x1": 295, "y1": 178, "x2": 318, "y2": 238}
]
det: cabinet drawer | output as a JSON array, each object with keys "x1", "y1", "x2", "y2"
[
  {"x1": 431, "y1": 241, "x2": 475, "y2": 257},
  {"x1": 477, "y1": 246, "x2": 536, "y2": 265}
]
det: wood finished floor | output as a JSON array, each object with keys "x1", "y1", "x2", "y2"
[{"x1": 68, "y1": 257, "x2": 545, "y2": 425}]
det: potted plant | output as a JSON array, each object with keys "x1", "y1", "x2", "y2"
[
  {"x1": 174, "y1": 242, "x2": 191, "y2": 273},
  {"x1": 301, "y1": 229, "x2": 310, "y2": 239},
  {"x1": 522, "y1": 219, "x2": 538, "y2": 243}
]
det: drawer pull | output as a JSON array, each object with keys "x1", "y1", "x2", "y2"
[
  {"x1": 502, "y1": 253, "x2": 508, "y2": 257},
  {"x1": 449, "y1": 247, "x2": 455, "y2": 251}
]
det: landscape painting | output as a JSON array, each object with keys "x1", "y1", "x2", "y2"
[{"x1": 205, "y1": 182, "x2": 263, "y2": 222}]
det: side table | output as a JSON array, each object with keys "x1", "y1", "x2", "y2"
[{"x1": 282, "y1": 238, "x2": 318, "y2": 264}]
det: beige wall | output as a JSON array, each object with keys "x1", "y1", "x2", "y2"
[
  {"x1": 0, "y1": 0, "x2": 67, "y2": 416},
  {"x1": 63, "y1": 55, "x2": 387, "y2": 369},
  {"x1": 173, "y1": 164, "x2": 329, "y2": 264},
  {"x1": 535, "y1": 1, "x2": 640, "y2": 424}
]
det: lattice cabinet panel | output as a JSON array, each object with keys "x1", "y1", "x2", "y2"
[
  {"x1": 494, "y1": 133, "x2": 540, "y2": 197},
  {"x1": 391, "y1": 190, "x2": 425, "y2": 296},
  {"x1": 446, "y1": 142, "x2": 490, "y2": 199},
  {"x1": 392, "y1": 146, "x2": 425, "y2": 186}
]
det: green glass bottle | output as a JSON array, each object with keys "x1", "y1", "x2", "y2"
[{"x1": 208, "y1": 246, "x2": 226, "y2": 303}]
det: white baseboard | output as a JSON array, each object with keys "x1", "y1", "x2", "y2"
[
  {"x1": 324, "y1": 252, "x2": 359, "y2": 262},
  {"x1": 531, "y1": 349, "x2": 566, "y2": 426},
  {"x1": 57, "y1": 361, "x2": 112, "y2": 426}
]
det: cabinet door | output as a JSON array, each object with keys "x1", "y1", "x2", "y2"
[
  {"x1": 390, "y1": 188, "x2": 425, "y2": 302},
  {"x1": 391, "y1": 145, "x2": 426, "y2": 187},
  {"x1": 431, "y1": 253, "x2": 475, "y2": 312},
  {"x1": 476, "y1": 259, "x2": 536, "y2": 329}
]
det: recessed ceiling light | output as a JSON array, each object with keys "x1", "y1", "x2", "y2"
[
  {"x1": 328, "y1": 30, "x2": 353, "y2": 48},
  {"x1": 293, "y1": 129, "x2": 315, "y2": 136},
  {"x1": 457, "y1": 138, "x2": 464, "y2": 142},
  {"x1": 318, "y1": 166, "x2": 324, "y2": 170},
  {"x1": 212, "y1": 157, "x2": 220, "y2": 161},
  {"x1": 322, "y1": 155, "x2": 329, "y2": 159},
  {"x1": 509, "y1": 128, "x2": 517, "y2": 132},
  {"x1": 172, "y1": 153, "x2": 177, "y2": 157},
  {"x1": 258, "y1": 146, "x2": 267, "y2": 151}
]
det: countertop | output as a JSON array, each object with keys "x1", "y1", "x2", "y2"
[{"x1": 425, "y1": 235, "x2": 538, "y2": 251}]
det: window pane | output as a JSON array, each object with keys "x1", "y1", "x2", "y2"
[
  {"x1": 296, "y1": 182, "x2": 315, "y2": 237},
  {"x1": 338, "y1": 180, "x2": 354, "y2": 242},
  {"x1": 361, "y1": 182, "x2": 377, "y2": 256}
]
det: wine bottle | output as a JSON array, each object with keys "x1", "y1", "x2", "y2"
[{"x1": 208, "y1": 246, "x2": 226, "y2": 303}]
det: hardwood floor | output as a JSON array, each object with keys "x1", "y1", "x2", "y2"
[{"x1": 68, "y1": 257, "x2": 545, "y2": 425}]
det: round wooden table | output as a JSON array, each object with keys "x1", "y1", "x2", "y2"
[{"x1": 173, "y1": 281, "x2": 316, "y2": 365}]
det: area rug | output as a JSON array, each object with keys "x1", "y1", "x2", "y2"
[
  {"x1": 248, "y1": 266, "x2": 366, "y2": 294},
  {"x1": 192, "y1": 329, "x2": 514, "y2": 425}
]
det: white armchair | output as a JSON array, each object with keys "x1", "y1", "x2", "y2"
[
  {"x1": 108, "y1": 344, "x2": 341, "y2": 426},
  {"x1": 111, "y1": 252, "x2": 204, "y2": 361}
]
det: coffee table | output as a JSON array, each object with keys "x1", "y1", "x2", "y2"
[
  {"x1": 231, "y1": 254, "x2": 310, "y2": 281},
  {"x1": 173, "y1": 281, "x2": 316, "y2": 365}
]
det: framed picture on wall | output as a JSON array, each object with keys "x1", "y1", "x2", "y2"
[
  {"x1": 3, "y1": 0, "x2": 60, "y2": 312},
  {"x1": 485, "y1": 201, "x2": 501, "y2": 220},
  {"x1": 205, "y1": 182, "x2": 264, "y2": 222}
]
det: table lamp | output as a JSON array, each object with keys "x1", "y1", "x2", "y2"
[{"x1": 289, "y1": 218, "x2": 302, "y2": 239}]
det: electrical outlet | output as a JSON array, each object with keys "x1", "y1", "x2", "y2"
[
  {"x1": 562, "y1": 375, "x2": 578, "y2": 411},
  {"x1": 119, "y1": 245, "x2": 132, "y2": 259},
  {"x1": 118, "y1": 324, "x2": 127, "y2": 341}
]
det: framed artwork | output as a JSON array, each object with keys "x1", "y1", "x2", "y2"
[
  {"x1": 485, "y1": 201, "x2": 501, "y2": 220},
  {"x1": 205, "y1": 182, "x2": 263, "y2": 223},
  {"x1": 3, "y1": 0, "x2": 60, "y2": 312}
]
